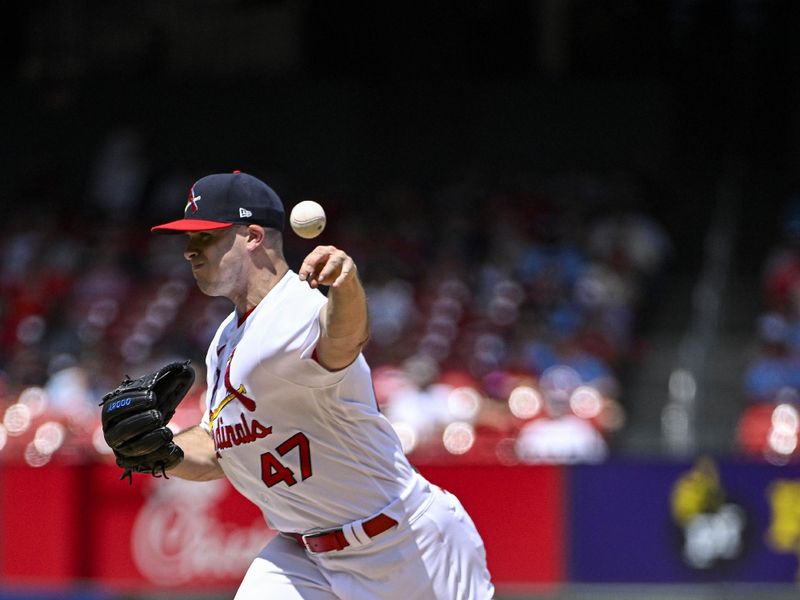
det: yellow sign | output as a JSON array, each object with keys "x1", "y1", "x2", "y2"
[{"x1": 767, "y1": 479, "x2": 800, "y2": 579}]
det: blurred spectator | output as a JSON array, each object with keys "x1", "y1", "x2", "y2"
[
  {"x1": 586, "y1": 211, "x2": 672, "y2": 279},
  {"x1": 515, "y1": 368, "x2": 609, "y2": 464},
  {"x1": 743, "y1": 313, "x2": 800, "y2": 403},
  {"x1": 365, "y1": 277, "x2": 419, "y2": 348},
  {"x1": 86, "y1": 127, "x2": 151, "y2": 221},
  {"x1": 523, "y1": 304, "x2": 619, "y2": 398},
  {"x1": 45, "y1": 358, "x2": 93, "y2": 412},
  {"x1": 382, "y1": 355, "x2": 454, "y2": 454},
  {"x1": 764, "y1": 195, "x2": 800, "y2": 313}
]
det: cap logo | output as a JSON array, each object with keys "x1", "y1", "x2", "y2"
[
  {"x1": 185, "y1": 186, "x2": 201, "y2": 214},
  {"x1": 239, "y1": 208, "x2": 253, "y2": 218}
]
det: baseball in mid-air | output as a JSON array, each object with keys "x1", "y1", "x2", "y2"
[{"x1": 290, "y1": 200, "x2": 327, "y2": 239}]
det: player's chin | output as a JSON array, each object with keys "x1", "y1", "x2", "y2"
[
  {"x1": 195, "y1": 279, "x2": 228, "y2": 299},
  {"x1": 193, "y1": 275, "x2": 214, "y2": 294}
]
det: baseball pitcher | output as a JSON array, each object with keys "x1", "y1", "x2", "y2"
[{"x1": 104, "y1": 171, "x2": 494, "y2": 599}]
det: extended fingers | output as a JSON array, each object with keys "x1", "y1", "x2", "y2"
[
  {"x1": 298, "y1": 246, "x2": 356, "y2": 288},
  {"x1": 299, "y1": 245, "x2": 336, "y2": 283},
  {"x1": 298, "y1": 246, "x2": 355, "y2": 288},
  {"x1": 317, "y1": 249, "x2": 349, "y2": 284}
]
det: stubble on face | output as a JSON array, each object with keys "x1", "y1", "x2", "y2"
[{"x1": 187, "y1": 228, "x2": 246, "y2": 299}]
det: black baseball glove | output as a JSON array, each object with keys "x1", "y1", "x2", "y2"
[{"x1": 100, "y1": 360, "x2": 195, "y2": 482}]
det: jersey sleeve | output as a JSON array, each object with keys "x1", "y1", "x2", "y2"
[
  {"x1": 295, "y1": 301, "x2": 352, "y2": 387},
  {"x1": 277, "y1": 287, "x2": 351, "y2": 389}
]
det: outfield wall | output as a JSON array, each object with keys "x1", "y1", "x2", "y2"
[{"x1": 1, "y1": 459, "x2": 799, "y2": 594}]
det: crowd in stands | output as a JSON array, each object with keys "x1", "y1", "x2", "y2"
[
  {"x1": 737, "y1": 197, "x2": 800, "y2": 463},
  {"x1": 0, "y1": 135, "x2": 674, "y2": 467},
  {"x1": 361, "y1": 181, "x2": 672, "y2": 464}
]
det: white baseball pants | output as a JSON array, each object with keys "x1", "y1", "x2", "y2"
[{"x1": 233, "y1": 485, "x2": 494, "y2": 600}]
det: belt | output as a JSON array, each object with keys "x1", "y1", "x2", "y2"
[{"x1": 286, "y1": 513, "x2": 398, "y2": 554}]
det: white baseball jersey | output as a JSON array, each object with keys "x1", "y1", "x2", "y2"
[{"x1": 199, "y1": 270, "x2": 421, "y2": 534}]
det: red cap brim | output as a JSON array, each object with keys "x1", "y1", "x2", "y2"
[{"x1": 151, "y1": 219, "x2": 234, "y2": 233}]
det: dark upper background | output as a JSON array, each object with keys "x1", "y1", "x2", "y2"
[
  {"x1": 2, "y1": 0, "x2": 800, "y2": 457},
  {"x1": 2, "y1": 1, "x2": 798, "y2": 259}
]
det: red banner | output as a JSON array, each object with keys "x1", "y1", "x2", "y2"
[
  {"x1": 417, "y1": 463, "x2": 565, "y2": 584},
  {"x1": 86, "y1": 463, "x2": 272, "y2": 591},
  {"x1": 0, "y1": 460, "x2": 565, "y2": 591},
  {"x1": 0, "y1": 463, "x2": 84, "y2": 584}
]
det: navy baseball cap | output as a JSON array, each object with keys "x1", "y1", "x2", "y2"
[{"x1": 151, "y1": 171, "x2": 285, "y2": 233}]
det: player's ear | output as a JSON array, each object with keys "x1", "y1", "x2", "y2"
[{"x1": 245, "y1": 224, "x2": 265, "y2": 249}]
